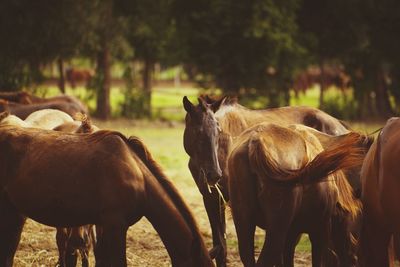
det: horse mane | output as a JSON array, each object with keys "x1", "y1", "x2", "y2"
[
  {"x1": 333, "y1": 171, "x2": 362, "y2": 219},
  {"x1": 249, "y1": 132, "x2": 366, "y2": 186},
  {"x1": 125, "y1": 136, "x2": 210, "y2": 263},
  {"x1": 73, "y1": 113, "x2": 93, "y2": 133}
]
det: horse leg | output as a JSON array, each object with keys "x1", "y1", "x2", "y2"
[
  {"x1": 230, "y1": 206, "x2": 256, "y2": 267},
  {"x1": 359, "y1": 214, "x2": 392, "y2": 267},
  {"x1": 0, "y1": 194, "x2": 26, "y2": 267},
  {"x1": 94, "y1": 223, "x2": 127, "y2": 267},
  {"x1": 256, "y1": 220, "x2": 292, "y2": 267},
  {"x1": 56, "y1": 228, "x2": 68, "y2": 267},
  {"x1": 81, "y1": 248, "x2": 89, "y2": 267},
  {"x1": 203, "y1": 190, "x2": 227, "y2": 267},
  {"x1": 65, "y1": 244, "x2": 78, "y2": 267},
  {"x1": 283, "y1": 229, "x2": 302, "y2": 267},
  {"x1": 331, "y1": 211, "x2": 356, "y2": 267},
  {"x1": 309, "y1": 222, "x2": 331, "y2": 267}
]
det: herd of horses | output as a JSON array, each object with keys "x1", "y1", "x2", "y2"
[{"x1": 0, "y1": 91, "x2": 398, "y2": 267}]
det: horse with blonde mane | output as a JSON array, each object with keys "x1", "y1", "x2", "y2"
[
  {"x1": 227, "y1": 123, "x2": 366, "y2": 266},
  {"x1": 0, "y1": 125, "x2": 213, "y2": 267},
  {"x1": 359, "y1": 117, "x2": 400, "y2": 267},
  {"x1": 182, "y1": 95, "x2": 351, "y2": 267}
]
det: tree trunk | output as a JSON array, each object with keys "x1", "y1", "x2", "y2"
[
  {"x1": 57, "y1": 58, "x2": 65, "y2": 94},
  {"x1": 142, "y1": 57, "x2": 153, "y2": 117},
  {"x1": 374, "y1": 67, "x2": 393, "y2": 118},
  {"x1": 96, "y1": 46, "x2": 111, "y2": 120},
  {"x1": 319, "y1": 61, "x2": 326, "y2": 109}
]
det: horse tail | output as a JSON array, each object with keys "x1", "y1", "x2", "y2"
[
  {"x1": 125, "y1": 136, "x2": 211, "y2": 263},
  {"x1": 249, "y1": 132, "x2": 366, "y2": 186}
]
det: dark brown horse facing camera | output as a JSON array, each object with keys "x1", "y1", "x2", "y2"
[
  {"x1": 228, "y1": 123, "x2": 366, "y2": 266},
  {"x1": 182, "y1": 95, "x2": 350, "y2": 267},
  {"x1": 0, "y1": 125, "x2": 213, "y2": 267},
  {"x1": 359, "y1": 117, "x2": 400, "y2": 267}
]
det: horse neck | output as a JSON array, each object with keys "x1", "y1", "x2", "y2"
[
  {"x1": 128, "y1": 146, "x2": 211, "y2": 266},
  {"x1": 144, "y1": 175, "x2": 211, "y2": 266}
]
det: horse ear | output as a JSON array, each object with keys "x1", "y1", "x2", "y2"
[
  {"x1": 210, "y1": 96, "x2": 227, "y2": 113},
  {"x1": 197, "y1": 97, "x2": 209, "y2": 111},
  {"x1": 183, "y1": 96, "x2": 195, "y2": 114},
  {"x1": 0, "y1": 111, "x2": 10, "y2": 121}
]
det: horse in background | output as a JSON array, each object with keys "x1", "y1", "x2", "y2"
[
  {"x1": 0, "y1": 99, "x2": 86, "y2": 119},
  {"x1": 182, "y1": 95, "x2": 350, "y2": 267},
  {"x1": 0, "y1": 109, "x2": 74, "y2": 130},
  {"x1": 0, "y1": 125, "x2": 213, "y2": 267},
  {"x1": 0, "y1": 91, "x2": 88, "y2": 114},
  {"x1": 359, "y1": 117, "x2": 400, "y2": 267},
  {"x1": 66, "y1": 67, "x2": 94, "y2": 88},
  {"x1": 228, "y1": 123, "x2": 366, "y2": 266}
]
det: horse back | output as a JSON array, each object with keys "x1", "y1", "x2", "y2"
[{"x1": 0, "y1": 128, "x2": 146, "y2": 226}]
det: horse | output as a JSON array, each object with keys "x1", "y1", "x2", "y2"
[
  {"x1": 358, "y1": 117, "x2": 400, "y2": 267},
  {"x1": 0, "y1": 91, "x2": 33, "y2": 104},
  {"x1": 227, "y1": 123, "x2": 365, "y2": 266},
  {"x1": 0, "y1": 99, "x2": 86, "y2": 119},
  {"x1": 56, "y1": 225, "x2": 96, "y2": 267},
  {"x1": 0, "y1": 125, "x2": 213, "y2": 267},
  {"x1": 0, "y1": 109, "x2": 74, "y2": 130},
  {"x1": 0, "y1": 91, "x2": 88, "y2": 114},
  {"x1": 182, "y1": 95, "x2": 350, "y2": 267},
  {"x1": 66, "y1": 67, "x2": 94, "y2": 88},
  {"x1": 53, "y1": 115, "x2": 97, "y2": 267}
]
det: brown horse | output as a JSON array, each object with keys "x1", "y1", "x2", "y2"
[
  {"x1": 66, "y1": 67, "x2": 94, "y2": 88},
  {"x1": 0, "y1": 99, "x2": 86, "y2": 119},
  {"x1": 228, "y1": 123, "x2": 365, "y2": 267},
  {"x1": 358, "y1": 117, "x2": 400, "y2": 267},
  {"x1": 0, "y1": 91, "x2": 88, "y2": 114},
  {"x1": 182, "y1": 95, "x2": 350, "y2": 267},
  {"x1": 0, "y1": 125, "x2": 213, "y2": 267},
  {"x1": 0, "y1": 91, "x2": 33, "y2": 104},
  {"x1": 56, "y1": 225, "x2": 96, "y2": 267}
]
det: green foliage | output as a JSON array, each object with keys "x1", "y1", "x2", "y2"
[{"x1": 174, "y1": 0, "x2": 302, "y2": 94}]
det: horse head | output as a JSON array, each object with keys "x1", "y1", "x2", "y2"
[{"x1": 183, "y1": 96, "x2": 227, "y2": 189}]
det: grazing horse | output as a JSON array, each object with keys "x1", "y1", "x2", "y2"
[
  {"x1": 228, "y1": 123, "x2": 365, "y2": 266},
  {"x1": 182, "y1": 95, "x2": 350, "y2": 267},
  {"x1": 0, "y1": 91, "x2": 88, "y2": 114},
  {"x1": 56, "y1": 225, "x2": 96, "y2": 267},
  {"x1": 0, "y1": 99, "x2": 86, "y2": 119},
  {"x1": 359, "y1": 117, "x2": 400, "y2": 267},
  {"x1": 0, "y1": 125, "x2": 213, "y2": 267},
  {"x1": 0, "y1": 109, "x2": 74, "y2": 130},
  {"x1": 0, "y1": 91, "x2": 33, "y2": 104}
]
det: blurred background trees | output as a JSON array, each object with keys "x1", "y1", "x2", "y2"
[{"x1": 0, "y1": 0, "x2": 399, "y2": 120}]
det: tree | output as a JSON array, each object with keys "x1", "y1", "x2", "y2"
[
  {"x1": 0, "y1": 0, "x2": 95, "y2": 92},
  {"x1": 173, "y1": 0, "x2": 302, "y2": 106},
  {"x1": 114, "y1": 0, "x2": 175, "y2": 117}
]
